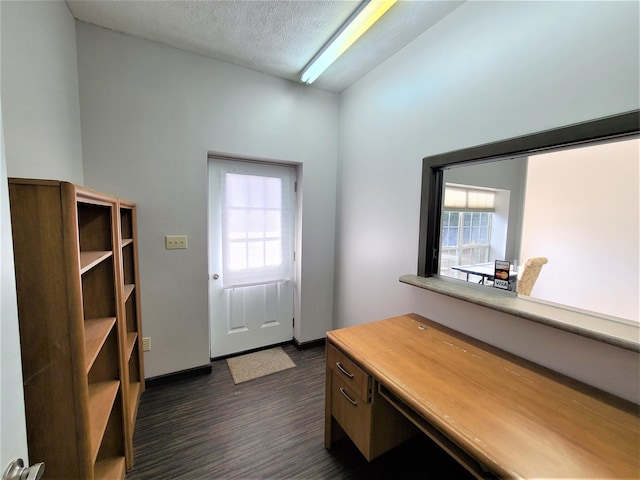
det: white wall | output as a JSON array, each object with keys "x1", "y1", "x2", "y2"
[
  {"x1": 1, "y1": 0, "x2": 83, "y2": 184},
  {"x1": 521, "y1": 138, "x2": 639, "y2": 321},
  {"x1": 336, "y1": 1, "x2": 640, "y2": 402},
  {"x1": 76, "y1": 24, "x2": 338, "y2": 378}
]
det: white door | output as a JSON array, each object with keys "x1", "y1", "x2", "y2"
[
  {"x1": 1, "y1": 99, "x2": 29, "y2": 471},
  {"x1": 208, "y1": 158, "x2": 295, "y2": 358}
]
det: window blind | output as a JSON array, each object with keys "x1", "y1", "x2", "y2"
[
  {"x1": 220, "y1": 168, "x2": 294, "y2": 288},
  {"x1": 444, "y1": 184, "x2": 496, "y2": 211}
]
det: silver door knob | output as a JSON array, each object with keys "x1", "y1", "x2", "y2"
[
  {"x1": 212, "y1": 273, "x2": 220, "y2": 280},
  {"x1": 3, "y1": 459, "x2": 45, "y2": 480}
]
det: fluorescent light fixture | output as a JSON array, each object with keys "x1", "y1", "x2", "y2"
[{"x1": 300, "y1": 0, "x2": 397, "y2": 85}]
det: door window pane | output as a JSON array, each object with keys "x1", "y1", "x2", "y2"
[{"x1": 220, "y1": 167, "x2": 294, "y2": 288}]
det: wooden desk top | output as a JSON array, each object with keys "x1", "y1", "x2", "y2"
[{"x1": 326, "y1": 314, "x2": 639, "y2": 479}]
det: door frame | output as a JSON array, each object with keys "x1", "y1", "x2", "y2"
[{"x1": 1, "y1": 101, "x2": 29, "y2": 468}]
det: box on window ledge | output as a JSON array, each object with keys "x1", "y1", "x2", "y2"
[{"x1": 494, "y1": 260, "x2": 511, "y2": 290}]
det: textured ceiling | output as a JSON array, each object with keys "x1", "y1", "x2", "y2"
[{"x1": 66, "y1": 0, "x2": 464, "y2": 93}]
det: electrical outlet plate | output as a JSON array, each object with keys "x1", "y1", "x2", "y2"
[
  {"x1": 165, "y1": 235, "x2": 188, "y2": 249},
  {"x1": 142, "y1": 337, "x2": 151, "y2": 352}
]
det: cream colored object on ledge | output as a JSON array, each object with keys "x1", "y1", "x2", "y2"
[{"x1": 517, "y1": 257, "x2": 548, "y2": 296}]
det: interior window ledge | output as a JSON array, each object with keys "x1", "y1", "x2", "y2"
[{"x1": 400, "y1": 274, "x2": 640, "y2": 353}]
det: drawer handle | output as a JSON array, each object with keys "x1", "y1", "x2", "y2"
[
  {"x1": 339, "y1": 387, "x2": 358, "y2": 406},
  {"x1": 336, "y1": 362, "x2": 354, "y2": 379}
]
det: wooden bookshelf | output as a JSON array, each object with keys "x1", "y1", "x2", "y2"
[
  {"x1": 8, "y1": 179, "x2": 145, "y2": 479},
  {"x1": 117, "y1": 199, "x2": 145, "y2": 469}
]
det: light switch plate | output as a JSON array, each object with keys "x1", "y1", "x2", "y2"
[{"x1": 165, "y1": 235, "x2": 188, "y2": 249}]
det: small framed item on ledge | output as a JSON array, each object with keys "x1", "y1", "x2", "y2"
[{"x1": 494, "y1": 260, "x2": 511, "y2": 290}]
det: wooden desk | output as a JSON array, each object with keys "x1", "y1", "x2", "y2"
[{"x1": 325, "y1": 314, "x2": 639, "y2": 479}]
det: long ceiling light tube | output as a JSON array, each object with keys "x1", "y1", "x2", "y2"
[{"x1": 300, "y1": 0, "x2": 397, "y2": 85}]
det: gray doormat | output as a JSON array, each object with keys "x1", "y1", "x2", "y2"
[{"x1": 226, "y1": 346, "x2": 296, "y2": 384}]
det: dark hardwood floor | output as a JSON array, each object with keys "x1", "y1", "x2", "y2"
[{"x1": 125, "y1": 344, "x2": 475, "y2": 479}]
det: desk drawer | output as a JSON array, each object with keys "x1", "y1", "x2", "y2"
[
  {"x1": 331, "y1": 371, "x2": 372, "y2": 456},
  {"x1": 327, "y1": 344, "x2": 371, "y2": 401}
]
